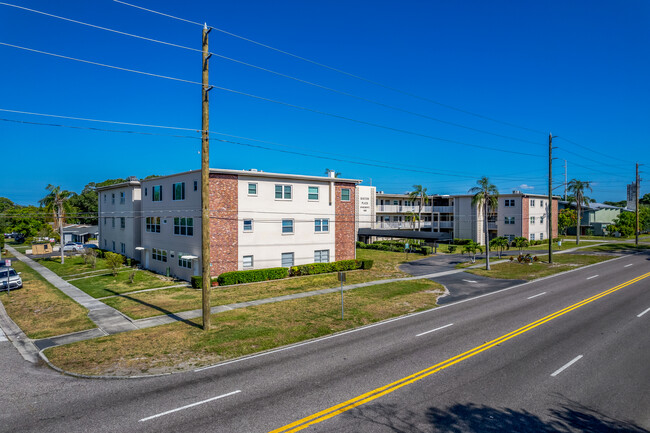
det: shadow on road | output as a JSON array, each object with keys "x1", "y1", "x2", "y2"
[{"x1": 341, "y1": 398, "x2": 648, "y2": 432}]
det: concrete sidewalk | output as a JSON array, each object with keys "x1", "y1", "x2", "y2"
[{"x1": 6, "y1": 246, "x2": 137, "y2": 336}]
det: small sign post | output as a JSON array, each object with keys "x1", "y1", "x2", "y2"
[{"x1": 338, "y1": 271, "x2": 346, "y2": 319}]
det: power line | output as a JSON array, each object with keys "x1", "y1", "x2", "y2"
[
  {"x1": 113, "y1": 0, "x2": 547, "y2": 135},
  {"x1": 0, "y1": 43, "x2": 545, "y2": 158},
  {"x1": 557, "y1": 137, "x2": 635, "y2": 165},
  {"x1": 0, "y1": 2, "x2": 542, "y2": 146}
]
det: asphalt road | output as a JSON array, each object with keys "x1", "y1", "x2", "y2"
[{"x1": 2, "y1": 252, "x2": 649, "y2": 433}]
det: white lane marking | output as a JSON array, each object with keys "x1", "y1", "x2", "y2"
[
  {"x1": 194, "y1": 255, "x2": 625, "y2": 373},
  {"x1": 624, "y1": 264, "x2": 633, "y2": 268},
  {"x1": 637, "y1": 307, "x2": 650, "y2": 318},
  {"x1": 416, "y1": 323, "x2": 454, "y2": 337},
  {"x1": 138, "y1": 390, "x2": 241, "y2": 422},
  {"x1": 586, "y1": 275, "x2": 599, "y2": 280},
  {"x1": 527, "y1": 292, "x2": 547, "y2": 299},
  {"x1": 462, "y1": 279, "x2": 477, "y2": 283},
  {"x1": 551, "y1": 355, "x2": 583, "y2": 377}
]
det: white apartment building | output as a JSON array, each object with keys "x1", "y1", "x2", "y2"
[{"x1": 98, "y1": 169, "x2": 361, "y2": 281}]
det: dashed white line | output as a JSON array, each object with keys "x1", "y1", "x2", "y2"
[
  {"x1": 416, "y1": 323, "x2": 454, "y2": 337},
  {"x1": 624, "y1": 264, "x2": 633, "y2": 268},
  {"x1": 462, "y1": 279, "x2": 477, "y2": 283},
  {"x1": 637, "y1": 307, "x2": 650, "y2": 318},
  {"x1": 138, "y1": 390, "x2": 241, "y2": 422},
  {"x1": 527, "y1": 292, "x2": 547, "y2": 299},
  {"x1": 586, "y1": 275, "x2": 599, "y2": 280},
  {"x1": 551, "y1": 355, "x2": 583, "y2": 377}
]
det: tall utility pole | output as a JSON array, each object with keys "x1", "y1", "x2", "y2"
[
  {"x1": 201, "y1": 24, "x2": 212, "y2": 331},
  {"x1": 564, "y1": 160, "x2": 568, "y2": 201},
  {"x1": 634, "y1": 162, "x2": 641, "y2": 247},
  {"x1": 548, "y1": 133, "x2": 554, "y2": 264}
]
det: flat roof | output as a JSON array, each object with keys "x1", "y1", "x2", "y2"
[
  {"x1": 96, "y1": 181, "x2": 141, "y2": 191},
  {"x1": 137, "y1": 168, "x2": 362, "y2": 184}
]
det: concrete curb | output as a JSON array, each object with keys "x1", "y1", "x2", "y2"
[{"x1": 0, "y1": 299, "x2": 40, "y2": 363}]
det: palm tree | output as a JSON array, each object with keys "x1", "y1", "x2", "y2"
[
  {"x1": 324, "y1": 169, "x2": 341, "y2": 178},
  {"x1": 39, "y1": 184, "x2": 73, "y2": 264},
  {"x1": 463, "y1": 241, "x2": 483, "y2": 264},
  {"x1": 567, "y1": 179, "x2": 592, "y2": 246},
  {"x1": 490, "y1": 236, "x2": 510, "y2": 259},
  {"x1": 409, "y1": 185, "x2": 429, "y2": 231},
  {"x1": 406, "y1": 211, "x2": 420, "y2": 230},
  {"x1": 512, "y1": 236, "x2": 529, "y2": 255},
  {"x1": 469, "y1": 177, "x2": 499, "y2": 270}
]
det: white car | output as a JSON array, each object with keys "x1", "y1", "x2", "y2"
[
  {"x1": 63, "y1": 242, "x2": 85, "y2": 252},
  {"x1": 0, "y1": 266, "x2": 23, "y2": 290}
]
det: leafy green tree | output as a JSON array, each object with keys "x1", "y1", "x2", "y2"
[
  {"x1": 104, "y1": 252, "x2": 124, "y2": 276},
  {"x1": 469, "y1": 177, "x2": 499, "y2": 270},
  {"x1": 512, "y1": 236, "x2": 529, "y2": 255},
  {"x1": 608, "y1": 208, "x2": 650, "y2": 237},
  {"x1": 406, "y1": 211, "x2": 420, "y2": 229},
  {"x1": 603, "y1": 200, "x2": 626, "y2": 207},
  {"x1": 409, "y1": 185, "x2": 429, "y2": 232},
  {"x1": 558, "y1": 208, "x2": 577, "y2": 236},
  {"x1": 462, "y1": 241, "x2": 483, "y2": 264},
  {"x1": 640, "y1": 193, "x2": 650, "y2": 206},
  {"x1": 490, "y1": 236, "x2": 510, "y2": 258},
  {"x1": 567, "y1": 179, "x2": 592, "y2": 246},
  {"x1": 39, "y1": 184, "x2": 73, "y2": 264},
  {"x1": 68, "y1": 183, "x2": 99, "y2": 225}
]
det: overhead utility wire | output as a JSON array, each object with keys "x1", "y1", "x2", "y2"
[
  {"x1": 0, "y1": 112, "x2": 540, "y2": 181},
  {"x1": 0, "y1": 43, "x2": 545, "y2": 158},
  {"x1": 0, "y1": 2, "x2": 541, "y2": 146},
  {"x1": 557, "y1": 137, "x2": 635, "y2": 165},
  {"x1": 113, "y1": 0, "x2": 546, "y2": 135}
]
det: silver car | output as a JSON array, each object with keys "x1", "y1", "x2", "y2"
[{"x1": 0, "y1": 266, "x2": 23, "y2": 290}]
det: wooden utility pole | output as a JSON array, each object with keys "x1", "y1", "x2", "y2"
[
  {"x1": 201, "y1": 24, "x2": 212, "y2": 331},
  {"x1": 548, "y1": 133, "x2": 554, "y2": 264},
  {"x1": 634, "y1": 162, "x2": 641, "y2": 247}
]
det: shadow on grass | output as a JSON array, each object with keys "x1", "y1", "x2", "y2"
[
  {"x1": 341, "y1": 398, "x2": 648, "y2": 432},
  {"x1": 103, "y1": 288, "x2": 202, "y2": 330}
]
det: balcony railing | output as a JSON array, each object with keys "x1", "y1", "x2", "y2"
[
  {"x1": 432, "y1": 206, "x2": 453, "y2": 213},
  {"x1": 377, "y1": 205, "x2": 433, "y2": 213},
  {"x1": 378, "y1": 221, "x2": 432, "y2": 230},
  {"x1": 488, "y1": 222, "x2": 498, "y2": 230}
]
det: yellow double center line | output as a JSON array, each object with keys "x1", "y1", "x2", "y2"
[{"x1": 270, "y1": 271, "x2": 650, "y2": 433}]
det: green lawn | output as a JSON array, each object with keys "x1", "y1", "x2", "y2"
[
  {"x1": 45, "y1": 279, "x2": 444, "y2": 376},
  {"x1": 71, "y1": 269, "x2": 180, "y2": 298},
  {"x1": 0, "y1": 260, "x2": 95, "y2": 339},
  {"x1": 464, "y1": 254, "x2": 612, "y2": 280},
  {"x1": 35, "y1": 256, "x2": 111, "y2": 277},
  {"x1": 579, "y1": 243, "x2": 650, "y2": 253},
  {"x1": 103, "y1": 249, "x2": 420, "y2": 319}
]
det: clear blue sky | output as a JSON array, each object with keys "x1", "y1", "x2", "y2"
[{"x1": 1, "y1": 0, "x2": 648, "y2": 205}]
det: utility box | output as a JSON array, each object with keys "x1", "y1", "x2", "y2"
[{"x1": 31, "y1": 243, "x2": 52, "y2": 255}]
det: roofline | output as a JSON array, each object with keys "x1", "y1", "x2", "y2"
[
  {"x1": 96, "y1": 181, "x2": 141, "y2": 191},
  {"x1": 137, "y1": 168, "x2": 362, "y2": 184}
]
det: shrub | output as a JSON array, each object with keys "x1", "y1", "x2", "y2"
[
  {"x1": 420, "y1": 246, "x2": 432, "y2": 255},
  {"x1": 453, "y1": 238, "x2": 472, "y2": 246},
  {"x1": 289, "y1": 259, "x2": 364, "y2": 277},
  {"x1": 447, "y1": 245, "x2": 457, "y2": 253},
  {"x1": 128, "y1": 270, "x2": 137, "y2": 284},
  {"x1": 360, "y1": 259, "x2": 374, "y2": 270},
  {"x1": 217, "y1": 267, "x2": 288, "y2": 286},
  {"x1": 104, "y1": 252, "x2": 124, "y2": 276},
  {"x1": 356, "y1": 241, "x2": 367, "y2": 248},
  {"x1": 191, "y1": 276, "x2": 202, "y2": 289}
]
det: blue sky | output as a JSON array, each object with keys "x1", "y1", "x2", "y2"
[{"x1": 1, "y1": 0, "x2": 648, "y2": 205}]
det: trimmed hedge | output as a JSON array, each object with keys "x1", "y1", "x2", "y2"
[
  {"x1": 453, "y1": 238, "x2": 472, "y2": 245},
  {"x1": 217, "y1": 267, "x2": 288, "y2": 286},
  {"x1": 359, "y1": 259, "x2": 374, "y2": 270},
  {"x1": 288, "y1": 259, "x2": 367, "y2": 277}
]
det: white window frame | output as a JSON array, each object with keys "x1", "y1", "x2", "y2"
[
  {"x1": 314, "y1": 218, "x2": 329, "y2": 233},
  {"x1": 540, "y1": 233, "x2": 544, "y2": 240},
  {"x1": 308, "y1": 186, "x2": 319, "y2": 201},
  {"x1": 531, "y1": 233, "x2": 536, "y2": 241},
  {"x1": 146, "y1": 217, "x2": 161, "y2": 233},
  {"x1": 281, "y1": 219, "x2": 294, "y2": 234},
  {"x1": 248, "y1": 183, "x2": 258, "y2": 196},
  {"x1": 275, "y1": 184, "x2": 292, "y2": 200},
  {"x1": 281, "y1": 252, "x2": 294, "y2": 267},
  {"x1": 243, "y1": 219, "x2": 253, "y2": 232},
  {"x1": 341, "y1": 188, "x2": 351, "y2": 202},
  {"x1": 243, "y1": 255, "x2": 254, "y2": 269},
  {"x1": 152, "y1": 248, "x2": 167, "y2": 262},
  {"x1": 530, "y1": 216, "x2": 535, "y2": 224},
  {"x1": 178, "y1": 252, "x2": 192, "y2": 269},
  {"x1": 531, "y1": 200, "x2": 535, "y2": 207},
  {"x1": 173, "y1": 217, "x2": 194, "y2": 236},
  {"x1": 314, "y1": 249, "x2": 330, "y2": 263}
]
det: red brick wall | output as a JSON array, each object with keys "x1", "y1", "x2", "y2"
[
  {"x1": 521, "y1": 198, "x2": 529, "y2": 239},
  {"x1": 209, "y1": 174, "x2": 238, "y2": 277},
  {"x1": 335, "y1": 182, "x2": 356, "y2": 261},
  {"x1": 551, "y1": 198, "x2": 558, "y2": 239}
]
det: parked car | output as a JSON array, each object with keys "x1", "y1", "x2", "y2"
[
  {"x1": 13, "y1": 233, "x2": 26, "y2": 243},
  {"x1": 0, "y1": 266, "x2": 23, "y2": 290},
  {"x1": 82, "y1": 244, "x2": 99, "y2": 250},
  {"x1": 63, "y1": 242, "x2": 85, "y2": 252}
]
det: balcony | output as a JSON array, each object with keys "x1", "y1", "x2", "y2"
[
  {"x1": 432, "y1": 206, "x2": 454, "y2": 213},
  {"x1": 436, "y1": 221, "x2": 453, "y2": 229},
  {"x1": 488, "y1": 222, "x2": 498, "y2": 230},
  {"x1": 378, "y1": 221, "x2": 432, "y2": 230},
  {"x1": 377, "y1": 205, "x2": 433, "y2": 213}
]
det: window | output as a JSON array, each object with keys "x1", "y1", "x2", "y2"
[
  {"x1": 282, "y1": 219, "x2": 294, "y2": 234},
  {"x1": 275, "y1": 184, "x2": 292, "y2": 200},
  {"x1": 393, "y1": 200, "x2": 398, "y2": 206},
  {"x1": 531, "y1": 200, "x2": 535, "y2": 207},
  {"x1": 152, "y1": 185, "x2": 162, "y2": 201},
  {"x1": 146, "y1": 217, "x2": 161, "y2": 233},
  {"x1": 144, "y1": 187, "x2": 147, "y2": 197},
  {"x1": 243, "y1": 255, "x2": 253, "y2": 269},
  {"x1": 341, "y1": 188, "x2": 351, "y2": 201},
  {"x1": 315, "y1": 218, "x2": 329, "y2": 233},
  {"x1": 173, "y1": 217, "x2": 194, "y2": 236},
  {"x1": 152, "y1": 248, "x2": 167, "y2": 262},
  {"x1": 178, "y1": 253, "x2": 192, "y2": 269},
  {"x1": 531, "y1": 234, "x2": 536, "y2": 241},
  {"x1": 111, "y1": 193, "x2": 115, "y2": 204},
  {"x1": 281, "y1": 252, "x2": 294, "y2": 267},
  {"x1": 120, "y1": 243, "x2": 125, "y2": 254},
  {"x1": 173, "y1": 182, "x2": 185, "y2": 201},
  {"x1": 112, "y1": 241, "x2": 115, "y2": 251},
  {"x1": 104, "y1": 194, "x2": 106, "y2": 203},
  {"x1": 248, "y1": 183, "x2": 257, "y2": 196},
  {"x1": 504, "y1": 234, "x2": 515, "y2": 242},
  {"x1": 104, "y1": 239, "x2": 107, "y2": 247},
  {"x1": 193, "y1": 180, "x2": 198, "y2": 191},
  {"x1": 120, "y1": 217, "x2": 125, "y2": 229},
  {"x1": 111, "y1": 217, "x2": 115, "y2": 228},
  {"x1": 530, "y1": 216, "x2": 535, "y2": 224},
  {"x1": 540, "y1": 233, "x2": 544, "y2": 240},
  {"x1": 504, "y1": 216, "x2": 515, "y2": 225},
  {"x1": 314, "y1": 250, "x2": 329, "y2": 263},
  {"x1": 504, "y1": 199, "x2": 515, "y2": 207},
  {"x1": 243, "y1": 219, "x2": 253, "y2": 232},
  {"x1": 120, "y1": 192, "x2": 125, "y2": 204},
  {"x1": 308, "y1": 186, "x2": 319, "y2": 200},
  {"x1": 540, "y1": 215, "x2": 545, "y2": 224},
  {"x1": 104, "y1": 217, "x2": 107, "y2": 225}
]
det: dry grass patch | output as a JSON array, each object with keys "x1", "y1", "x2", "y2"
[
  {"x1": 0, "y1": 260, "x2": 94, "y2": 339},
  {"x1": 103, "y1": 249, "x2": 415, "y2": 319},
  {"x1": 464, "y1": 254, "x2": 612, "y2": 281},
  {"x1": 44, "y1": 279, "x2": 443, "y2": 375}
]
